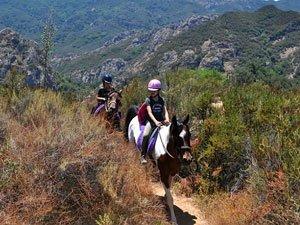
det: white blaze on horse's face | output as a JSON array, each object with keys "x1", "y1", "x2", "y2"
[
  {"x1": 179, "y1": 128, "x2": 190, "y2": 150},
  {"x1": 107, "y1": 93, "x2": 118, "y2": 111},
  {"x1": 179, "y1": 126, "x2": 192, "y2": 161},
  {"x1": 179, "y1": 129, "x2": 187, "y2": 145}
]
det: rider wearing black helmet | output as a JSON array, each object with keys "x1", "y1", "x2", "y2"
[
  {"x1": 91, "y1": 73, "x2": 115, "y2": 115},
  {"x1": 97, "y1": 74, "x2": 114, "y2": 104}
]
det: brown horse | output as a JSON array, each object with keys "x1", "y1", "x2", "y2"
[
  {"x1": 125, "y1": 106, "x2": 192, "y2": 224},
  {"x1": 93, "y1": 90, "x2": 122, "y2": 131}
]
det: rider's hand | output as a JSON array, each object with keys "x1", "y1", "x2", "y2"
[
  {"x1": 164, "y1": 119, "x2": 170, "y2": 125},
  {"x1": 155, "y1": 121, "x2": 162, "y2": 127}
]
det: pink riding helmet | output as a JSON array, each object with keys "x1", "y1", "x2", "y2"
[{"x1": 148, "y1": 79, "x2": 161, "y2": 91}]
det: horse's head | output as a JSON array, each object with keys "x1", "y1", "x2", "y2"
[
  {"x1": 170, "y1": 115, "x2": 193, "y2": 162},
  {"x1": 106, "y1": 90, "x2": 122, "y2": 112}
]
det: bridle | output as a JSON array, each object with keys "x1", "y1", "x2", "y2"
[{"x1": 157, "y1": 122, "x2": 191, "y2": 159}]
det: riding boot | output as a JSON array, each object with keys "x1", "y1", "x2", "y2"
[{"x1": 141, "y1": 134, "x2": 150, "y2": 164}]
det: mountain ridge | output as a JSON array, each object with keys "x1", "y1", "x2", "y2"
[
  {"x1": 1, "y1": 0, "x2": 299, "y2": 54},
  {"x1": 53, "y1": 5, "x2": 299, "y2": 89}
]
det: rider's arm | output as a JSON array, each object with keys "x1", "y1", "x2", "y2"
[
  {"x1": 97, "y1": 89, "x2": 107, "y2": 101},
  {"x1": 97, "y1": 96, "x2": 106, "y2": 101},
  {"x1": 164, "y1": 105, "x2": 170, "y2": 123},
  {"x1": 147, "y1": 105, "x2": 161, "y2": 126}
]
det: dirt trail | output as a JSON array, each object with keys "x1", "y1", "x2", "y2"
[{"x1": 151, "y1": 182, "x2": 207, "y2": 225}]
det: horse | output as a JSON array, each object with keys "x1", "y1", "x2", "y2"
[
  {"x1": 124, "y1": 106, "x2": 193, "y2": 224},
  {"x1": 93, "y1": 90, "x2": 122, "y2": 131}
]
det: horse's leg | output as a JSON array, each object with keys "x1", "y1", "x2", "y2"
[{"x1": 160, "y1": 166, "x2": 177, "y2": 224}]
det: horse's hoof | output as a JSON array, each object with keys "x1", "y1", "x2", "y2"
[{"x1": 171, "y1": 218, "x2": 178, "y2": 225}]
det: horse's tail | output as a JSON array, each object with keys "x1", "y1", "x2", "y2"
[{"x1": 124, "y1": 105, "x2": 138, "y2": 140}]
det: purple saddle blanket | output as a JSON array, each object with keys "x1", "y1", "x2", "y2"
[
  {"x1": 94, "y1": 103, "x2": 105, "y2": 116},
  {"x1": 137, "y1": 126, "x2": 159, "y2": 153}
]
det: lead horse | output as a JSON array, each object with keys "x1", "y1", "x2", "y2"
[{"x1": 124, "y1": 106, "x2": 192, "y2": 224}]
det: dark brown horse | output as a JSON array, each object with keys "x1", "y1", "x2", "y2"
[
  {"x1": 93, "y1": 90, "x2": 122, "y2": 131},
  {"x1": 125, "y1": 106, "x2": 192, "y2": 224}
]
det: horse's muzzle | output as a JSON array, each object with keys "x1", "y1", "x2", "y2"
[{"x1": 182, "y1": 150, "x2": 193, "y2": 161}]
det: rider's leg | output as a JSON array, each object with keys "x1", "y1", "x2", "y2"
[
  {"x1": 141, "y1": 122, "x2": 152, "y2": 163},
  {"x1": 91, "y1": 102, "x2": 99, "y2": 115}
]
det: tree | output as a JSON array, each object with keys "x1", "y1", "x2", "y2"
[{"x1": 41, "y1": 12, "x2": 55, "y2": 69}]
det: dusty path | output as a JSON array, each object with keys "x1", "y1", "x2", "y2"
[{"x1": 151, "y1": 182, "x2": 207, "y2": 225}]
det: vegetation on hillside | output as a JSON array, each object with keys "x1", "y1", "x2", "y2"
[
  {"x1": 0, "y1": 0, "x2": 211, "y2": 54},
  {"x1": 53, "y1": 5, "x2": 300, "y2": 92},
  {"x1": 0, "y1": 74, "x2": 169, "y2": 224},
  {"x1": 141, "y1": 6, "x2": 300, "y2": 88},
  {"x1": 1, "y1": 51, "x2": 299, "y2": 225},
  {"x1": 122, "y1": 68, "x2": 300, "y2": 224}
]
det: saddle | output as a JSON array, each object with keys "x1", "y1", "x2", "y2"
[
  {"x1": 91, "y1": 103, "x2": 105, "y2": 116},
  {"x1": 137, "y1": 126, "x2": 159, "y2": 153}
]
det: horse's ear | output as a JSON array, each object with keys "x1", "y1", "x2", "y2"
[
  {"x1": 171, "y1": 115, "x2": 177, "y2": 124},
  {"x1": 118, "y1": 90, "x2": 122, "y2": 97},
  {"x1": 183, "y1": 114, "x2": 190, "y2": 125},
  {"x1": 171, "y1": 115, "x2": 178, "y2": 135}
]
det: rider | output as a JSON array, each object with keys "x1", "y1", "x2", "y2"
[
  {"x1": 141, "y1": 79, "x2": 170, "y2": 164},
  {"x1": 92, "y1": 73, "x2": 114, "y2": 115}
]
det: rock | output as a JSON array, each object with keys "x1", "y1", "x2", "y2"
[
  {"x1": 179, "y1": 49, "x2": 199, "y2": 68},
  {"x1": 101, "y1": 58, "x2": 126, "y2": 73},
  {"x1": 199, "y1": 53, "x2": 224, "y2": 71},
  {"x1": 103, "y1": 30, "x2": 136, "y2": 47},
  {"x1": 71, "y1": 58, "x2": 126, "y2": 84},
  {"x1": 201, "y1": 39, "x2": 214, "y2": 53},
  {"x1": 0, "y1": 28, "x2": 56, "y2": 88},
  {"x1": 149, "y1": 15, "x2": 217, "y2": 53},
  {"x1": 131, "y1": 33, "x2": 152, "y2": 47},
  {"x1": 158, "y1": 50, "x2": 178, "y2": 72},
  {"x1": 199, "y1": 40, "x2": 237, "y2": 72},
  {"x1": 280, "y1": 46, "x2": 299, "y2": 59}
]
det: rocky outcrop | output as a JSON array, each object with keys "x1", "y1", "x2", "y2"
[
  {"x1": 152, "y1": 39, "x2": 238, "y2": 74},
  {"x1": 199, "y1": 39, "x2": 238, "y2": 73},
  {"x1": 55, "y1": 14, "x2": 218, "y2": 84},
  {"x1": 71, "y1": 58, "x2": 126, "y2": 84},
  {"x1": 125, "y1": 15, "x2": 218, "y2": 76},
  {"x1": 158, "y1": 51, "x2": 178, "y2": 72},
  {"x1": 148, "y1": 15, "x2": 218, "y2": 53},
  {"x1": 179, "y1": 49, "x2": 199, "y2": 68},
  {"x1": 0, "y1": 28, "x2": 56, "y2": 88},
  {"x1": 103, "y1": 30, "x2": 137, "y2": 47}
]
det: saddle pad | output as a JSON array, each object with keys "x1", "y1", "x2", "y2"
[
  {"x1": 94, "y1": 103, "x2": 105, "y2": 116},
  {"x1": 147, "y1": 127, "x2": 159, "y2": 153},
  {"x1": 137, "y1": 126, "x2": 159, "y2": 153}
]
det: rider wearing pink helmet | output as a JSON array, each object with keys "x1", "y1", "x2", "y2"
[
  {"x1": 141, "y1": 79, "x2": 170, "y2": 164},
  {"x1": 147, "y1": 79, "x2": 161, "y2": 91}
]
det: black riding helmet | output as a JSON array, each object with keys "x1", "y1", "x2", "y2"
[{"x1": 102, "y1": 74, "x2": 112, "y2": 84}]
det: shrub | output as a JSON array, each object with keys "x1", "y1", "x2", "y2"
[{"x1": 0, "y1": 89, "x2": 169, "y2": 224}]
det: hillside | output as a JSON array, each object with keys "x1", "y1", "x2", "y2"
[
  {"x1": 56, "y1": 6, "x2": 300, "y2": 90},
  {"x1": 0, "y1": 88, "x2": 170, "y2": 224},
  {"x1": 121, "y1": 68, "x2": 300, "y2": 224},
  {"x1": 0, "y1": 0, "x2": 299, "y2": 54}
]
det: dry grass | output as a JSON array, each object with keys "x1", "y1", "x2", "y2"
[
  {"x1": 196, "y1": 170, "x2": 300, "y2": 225},
  {"x1": 0, "y1": 89, "x2": 169, "y2": 225}
]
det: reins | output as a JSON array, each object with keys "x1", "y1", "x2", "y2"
[{"x1": 156, "y1": 126, "x2": 175, "y2": 159}]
